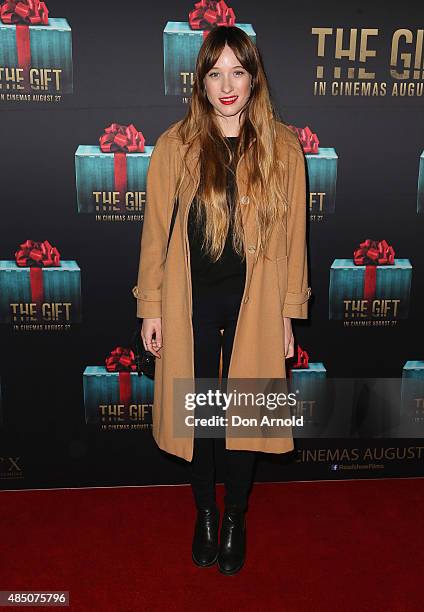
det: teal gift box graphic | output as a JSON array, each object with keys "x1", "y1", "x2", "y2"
[
  {"x1": 288, "y1": 125, "x2": 338, "y2": 216},
  {"x1": 164, "y1": 1, "x2": 256, "y2": 95},
  {"x1": 417, "y1": 151, "x2": 424, "y2": 213},
  {"x1": 306, "y1": 148, "x2": 338, "y2": 215},
  {"x1": 75, "y1": 123, "x2": 152, "y2": 215},
  {"x1": 329, "y1": 239, "x2": 412, "y2": 321},
  {"x1": 0, "y1": 239, "x2": 81, "y2": 324},
  {"x1": 0, "y1": 1, "x2": 73, "y2": 94},
  {"x1": 83, "y1": 347, "x2": 154, "y2": 426},
  {"x1": 400, "y1": 361, "x2": 424, "y2": 435},
  {"x1": 288, "y1": 346, "x2": 330, "y2": 436}
]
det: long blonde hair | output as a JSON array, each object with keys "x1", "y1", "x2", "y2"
[{"x1": 176, "y1": 25, "x2": 288, "y2": 262}]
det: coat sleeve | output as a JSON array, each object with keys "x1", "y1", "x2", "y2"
[
  {"x1": 132, "y1": 133, "x2": 173, "y2": 318},
  {"x1": 282, "y1": 143, "x2": 312, "y2": 319}
]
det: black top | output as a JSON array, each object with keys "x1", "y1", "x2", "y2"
[{"x1": 188, "y1": 136, "x2": 246, "y2": 294}]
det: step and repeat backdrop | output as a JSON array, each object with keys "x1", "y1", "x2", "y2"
[{"x1": 0, "y1": 0, "x2": 423, "y2": 489}]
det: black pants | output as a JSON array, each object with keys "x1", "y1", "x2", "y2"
[{"x1": 188, "y1": 283, "x2": 256, "y2": 512}]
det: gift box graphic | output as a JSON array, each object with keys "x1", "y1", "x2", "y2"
[
  {"x1": 0, "y1": 1, "x2": 73, "y2": 94},
  {"x1": 329, "y1": 239, "x2": 412, "y2": 320},
  {"x1": 288, "y1": 125, "x2": 338, "y2": 214},
  {"x1": 0, "y1": 239, "x2": 81, "y2": 324},
  {"x1": 75, "y1": 123, "x2": 153, "y2": 214},
  {"x1": 400, "y1": 361, "x2": 424, "y2": 436},
  {"x1": 83, "y1": 347, "x2": 154, "y2": 425},
  {"x1": 287, "y1": 346, "x2": 329, "y2": 436},
  {"x1": 417, "y1": 151, "x2": 424, "y2": 214},
  {"x1": 164, "y1": 1, "x2": 256, "y2": 95}
]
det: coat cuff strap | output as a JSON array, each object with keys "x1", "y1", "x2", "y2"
[
  {"x1": 132, "y1": 286, "x2": 162, "y2": 302},
  {"x1": 284, "y1": 286, "x2": 312, "y2": 305},
  {"x1": 132, "y1": 286, "x2": 162, "y2": 318}
]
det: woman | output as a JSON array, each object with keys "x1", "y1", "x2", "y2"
[{"x1": 133, "y1": 26, "x2": 311, "y2": 575}]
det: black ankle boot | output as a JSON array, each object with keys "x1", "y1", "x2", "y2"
[
  {"x1": 217, "y1": 505, "x2": 246, "y2": 575},
  {"x1": 192, "y1": 506, "x2": 220, "y2": 567}
]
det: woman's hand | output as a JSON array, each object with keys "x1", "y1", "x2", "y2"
[
  {"x1": 283, "y1": 317, "x2": 295, "y2": 358},
  {"x1": 141, "y1": 318, "x2": 163, "y2": 359}
]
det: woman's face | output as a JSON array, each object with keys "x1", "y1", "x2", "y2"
[{"x1": 203, "y1": 43, "x2": 252, "y2": 127}]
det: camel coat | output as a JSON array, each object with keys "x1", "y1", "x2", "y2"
[{"x1": 133, "y1": 118, "x2": 311, "y2": 462}]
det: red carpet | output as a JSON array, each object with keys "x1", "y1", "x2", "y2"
[{"x1": 0, "y1": 479, "x2": 423, "y2": 611}]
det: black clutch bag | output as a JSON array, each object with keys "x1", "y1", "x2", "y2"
[
  {"x1": 133, "y1": 323, "x2": 156, "y2": 379},
  {"x1": 132, "y1": 195, "x2": 180, "y2": 380}
]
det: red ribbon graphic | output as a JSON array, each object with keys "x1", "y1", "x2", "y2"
[
  {"x1": 189, "y1": 0, "x2": 236, "y2": 40},
  {"x1": 105, "y1": 346, "x2": 137, "y2": 406},
  {"x1": 353, "y1": 238, "x2": 395, "y2": 303},
  {"x1": 0, "y1": 0, "x2": 49, "y2": 87},
  {"x1": 287, "y1": 345, "x2": 309, "y2": 378},
  {"x1": 15, "y1": 238, "x2": 60, "y2": 307},
  {"x1": 99, "y1": 123, "x2": 145, "y2": 212},
  {"x1": 287, "y1": 125, "x2": 319, "y2": 154},
  {"x1": 292, "y1": 345, "x2": 310, "y2": 369}
]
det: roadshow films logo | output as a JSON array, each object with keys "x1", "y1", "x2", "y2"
[{"x1": 312, "y1": 27, "x2": 424, "y2": 98}]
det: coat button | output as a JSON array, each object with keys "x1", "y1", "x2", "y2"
[
  {"x1": 240, "y1": 195, "x2": 250, "y2": 205},
  {"x1": 248, "y1": 245, "x2": 256, "y2": 253}
]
